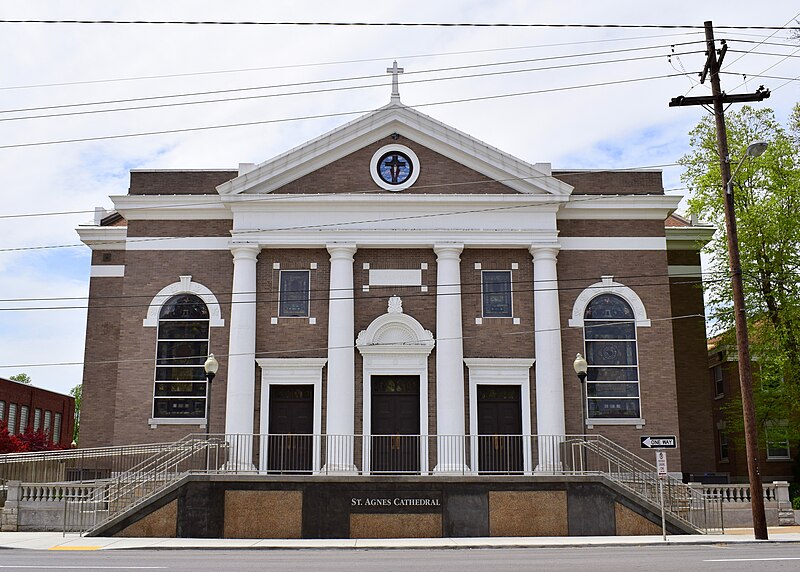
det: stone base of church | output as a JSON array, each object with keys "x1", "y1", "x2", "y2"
[{"x1": 95, "y1": 475, "x2": 696, "y2": 538}]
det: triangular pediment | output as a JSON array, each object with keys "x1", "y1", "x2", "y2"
[{"x1": 216, "y1": 103, "x2": 572, "y2": 197}]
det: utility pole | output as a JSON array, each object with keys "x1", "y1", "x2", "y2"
[{"x1": 669, "y1": 20, "x2": 770, "y2": 540}]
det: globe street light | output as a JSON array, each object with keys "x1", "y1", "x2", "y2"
[
  {"x1": 203, "y1": 354, "x2": 219, "y2": 436},
  {"x1": 573, "y1": 353, "x2": 589, "y2": 471}
]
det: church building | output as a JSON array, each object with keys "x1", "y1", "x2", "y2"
[{"x1": 76, "y1": 73, "x2": 717, "y2": 479}]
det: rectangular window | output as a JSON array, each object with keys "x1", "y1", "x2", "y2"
[
  {"x1": 7, "y1": 403, "x2": 17, "y2": 435},
  {"x1": 482, "y1": 270, "x2": 513, "y2": 318},
  {"x1": 53, "y1": 413, "x2": 62, "y2": 445},
  {"x1": 718, "y1": 429, "x2": 729, "y2": 461},
  {"x1": 279, "y1": 270, "x2": 311, "y2": 317},
  {"x1": 0, "y1": 400, "x2": 5, "y2": 421},
  {"x1": 766, "y1": 424, "x2": 791, "y2": 460},
  {"x1": 43, "y1": 410, "x2": 52, "y2": 434},
  {"x1": 713, "y1": 365, "x2": 724, "y2": 398},
  {"x1": 33, "y1": 408, "x2": 41, "y2": 431},
  {"x1": 19, "y1": 406, "x2": 29, "y2": 433}
]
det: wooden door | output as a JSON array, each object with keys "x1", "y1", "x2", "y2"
[
  {"x1": 267, "y1": 385, "x2": 314, "y2": 473},
  {"x1": 477, "y1": 385, "x2": 523, "y2": 473},
  {"x1": 370, "y1": 375, "x2": 420, "y2": 473}
]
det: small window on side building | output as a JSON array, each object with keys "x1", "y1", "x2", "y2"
[{"x1": 713, "y1": 364, "x2": 724, "y2": 398}]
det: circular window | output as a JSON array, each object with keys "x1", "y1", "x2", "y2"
[{"x1": 370, "y1": 144, "x2": 420, "y2": 191}]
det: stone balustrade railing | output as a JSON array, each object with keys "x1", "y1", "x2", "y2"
[{"x1": 688, "y1": 481, "x2": 795, "y2": 527}]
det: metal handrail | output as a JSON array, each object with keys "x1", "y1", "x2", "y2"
[{"x1": 43, "y1": 433, "x2": 721, "y2": 535}]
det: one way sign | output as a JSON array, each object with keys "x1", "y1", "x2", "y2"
[{"x1": 640, "y1": 436, "x2": 677, "y2": 449}]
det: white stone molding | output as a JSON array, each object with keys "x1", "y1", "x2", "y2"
[
  {"x1": 90, "y1": 265, "x2": 125, "y2": 278},
  {"x1": 356, "y1": 297, "x2": 434, "y2": 475},
  {"x1": 369, "y1": 144, "x2": 421, "y2": 191},
  {"x1": 668, "y1": 265, "x2": 703, "y2": 278},
  {"x1": 256, "y1": 358, "x2": 327, "y2": 474},
  {"x1": 223, "y1": 244, "x2": 261, "y2": 470},
  {"x1": 465, "y1": 358, "x2": 535, "y2": 474},
  {"x1": 530, "y1": 245, "x2": 566, "y2": 472},
  {"x1": 368, "y1": 269, "x2": 422, "y2": 287},
  {"x1": 568, "y1": 275, "x2": 651, "y2": 328},
  {"x1": 433, "y1": 243, "x2": 468, "y2": 472},
  {"x1": 143, "y1": 275, "x2": 225, "y2": 327},
  {"x1": 324, "y1": 243, "x2": 358, "y2": 472}
]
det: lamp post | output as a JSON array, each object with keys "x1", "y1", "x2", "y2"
[
  {"x1": 573, "y1": 353, "x2": 588, "y2": 472},
  {"x1": 204, "y1": 354, "x2": 219, "y2": 436},
  {"x1": 720, "y1": 140, "x2": 769, "y2": 539}
]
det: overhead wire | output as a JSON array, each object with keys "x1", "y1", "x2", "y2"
[
  {"x1": 0, "y1": 72, "x2": 687, "y2": 150},
  {"x1": 0, "y1": 172, "x2": 685, "y2": 252},
  {"x1": 0, "y1": 31, "x2": 706, "y2": 92}
]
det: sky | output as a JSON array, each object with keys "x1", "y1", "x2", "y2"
[{"x1": 0, "y1": 1, "x2": 798, "y2": 395}]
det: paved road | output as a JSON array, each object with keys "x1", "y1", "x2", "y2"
[{"x1": 2, "y1": 545, "x2": 800, "y2": 572}]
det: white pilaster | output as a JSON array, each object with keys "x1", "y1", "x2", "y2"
[
  {"x1": 224, "y1": 244, "x2": 260, "y2": 469},
  {"x1": 433, "y1": 243, "x2": 468, "y2": 472},
  {"x1": 324, "y1": 243, "x2": 357, "y2": 472},
  {"x1": 530, "y1": 245, "x2": 566, "y2": 472}
]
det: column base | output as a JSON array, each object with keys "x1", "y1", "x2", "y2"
[
  {"x1": 433, "y1": 463, "x2": 472, "y2": 474},
  {"x1": 534, "y1": 463, "x2": 564, "y2": 475},
  {"x1": 321, "y1": 463, "x2": 359, "y2": 475}
]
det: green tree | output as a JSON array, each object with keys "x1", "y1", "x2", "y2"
[
  {"x1": 679, "y1": 104, "x2": 800, "y2": 439},
  {"x1": 70, "y1": 384, "x2": 81, "y2": 444},
  {"x1": 9, "y1": 373, "x2": 32, "y2": 384}
]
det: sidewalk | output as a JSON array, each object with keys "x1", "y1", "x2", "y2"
[{"x1": 2, "y1": 528, "x2": 800, "y2": 551}]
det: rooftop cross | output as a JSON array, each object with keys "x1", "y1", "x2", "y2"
[{"x1": 386, "y1": 60, "x2": 404, "y2": 103}]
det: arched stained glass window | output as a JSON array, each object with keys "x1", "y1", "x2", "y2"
[
  {"x1": 153, "y1": 294, "x2": 210, "y2": 419},
  {"x1": 583, "y1": 294, "x2": 640, "y2": 419}
]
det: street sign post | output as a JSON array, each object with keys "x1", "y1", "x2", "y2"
[{"x1": 640, "y1": 436, "x2": 677, "y2": 449}]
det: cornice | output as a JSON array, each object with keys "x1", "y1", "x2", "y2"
[
  {"x1": 558, "y1": 194, "x2": 682, "y2": 220},
  {"x1": 665, "y1": 225, "x2": 716, "y2": 250},
  {"x1": 110, "y1": 195, "x2": 231, "y2": 220},
  {"x1": 76, "y1": 226, "x2": 127, "y2": 250}
]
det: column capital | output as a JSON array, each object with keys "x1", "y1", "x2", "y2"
[
  {"x1": 326, "y1": 243, "x2": 357, "y2": 259},
  {"x1": 433, "y1": 243, "x2": 464, "y2": 259},
  {"x1": 230, "y1": 243, "x2": 261, "y2": 261},
  {"x1": 529, "y1": 244, "x2": 560, "y2": 262}
]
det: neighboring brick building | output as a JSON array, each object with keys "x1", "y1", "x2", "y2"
[
  {"x1": 0, "y1": 377, "x2": 75, "y2": 446},
  {"x1": 708, "y1": 340, "x2": 797, "y2": 482},
  {"x1": 76, "y1": 97, "x2": 716, "y2": 477}
]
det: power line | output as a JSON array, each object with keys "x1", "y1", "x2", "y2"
[
  {"x1": 0, "y1": 311, "x2": 709, "y2": 371},
  {"x1": 0, "y1": 272, "x2": 724, "y2": 310},
  {"x1": 0, "y1": 179, "x2": 683, "y2": 252},
  {"x1": 0, "y1": 20, "x2": 796, "y2": 30},
  {"x1": 0, "y1": 32, "x2": 704, "y2": 92},
  {"x1": 0, "y1": 50, "x2": 704, "y2": 124},
  {"x1": 0, "y1": 72, "x2": 685, "y2": 150},
  {"x1": 0, "y1": 43, "x2": 701, "y2": 117}
]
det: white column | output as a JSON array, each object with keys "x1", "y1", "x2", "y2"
[
  {"x1": 324, "y1": 243, "x2": 357, "y2": 472},
  {"x1": 224, "y1": 244, "x2": 260, "y2": 470},
  {"x1": 433, "y1": 244, "x2": 468, "y2": 472},
  {"x1": 530, "y1": 245, "x2": 566, "y2": 472}
]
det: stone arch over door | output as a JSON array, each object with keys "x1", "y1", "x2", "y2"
[{"x1": 356, "y1": 296, "x2": 435, "y2": 474}]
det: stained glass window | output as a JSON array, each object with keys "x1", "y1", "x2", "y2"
[
  {"x1": 482, "y1": 270, "x2": 513, "y2": 318},
  {"x1": 584, "y1": 294, "x2": 640, "y2": 419},
  {"x1": 279, "y1": 270, "x2": 310, "y2": 317},
  {"x1": 153, "y1": 294, "x2": 209, "y2": 419}
]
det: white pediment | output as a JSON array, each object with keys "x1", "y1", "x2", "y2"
[{"x1": 216, "y1": 103, "x2": 573, "y2": 197}]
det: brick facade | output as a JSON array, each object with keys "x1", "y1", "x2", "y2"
[
  {"x1": 0, "y1": 378, "x2": 75, "y2": 446},
  {"x1": 77, "y1": 104, "x2": 714, "y2": 477}
]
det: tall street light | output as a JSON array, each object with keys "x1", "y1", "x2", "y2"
[
  {"x1": 204, "y1": 354, "x2": 219, "y2": 436},
  {"x1": 722, "y1": 140, "x2": 769, "y2": 539}
]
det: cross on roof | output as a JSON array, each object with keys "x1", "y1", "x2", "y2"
[{"x1": 387, "y1": 61, "x2": 404, "y2": 103}]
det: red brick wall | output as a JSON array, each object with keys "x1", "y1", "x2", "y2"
[
  {"x1": 0, "y1": 378, "x2": 75, "y2": 446},
  {"x1": 129, "y1": 171, "x2": 236, "y2": 195},
  {"x1": 278, "y1": 135, "x2": 517, "y2": 195}
]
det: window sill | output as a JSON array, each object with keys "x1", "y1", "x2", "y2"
[
  {"x1": 586, "y1": 418, "x2": 646, "y2": 429},
  {"x1": 714, "y1": 394, "x2": 725, "y2": 400},
  {"x1": 149, "y1": 417, "x2": 207, "y2": 429},
  {"x1": 766, "y1": 457, "x2": 792, "y2": 462}
]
